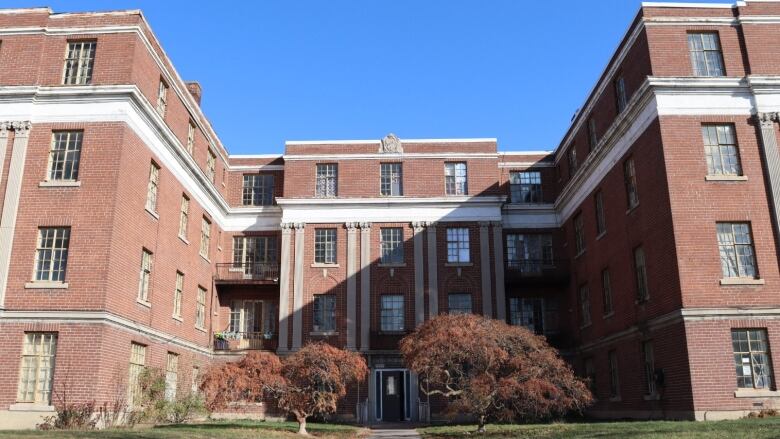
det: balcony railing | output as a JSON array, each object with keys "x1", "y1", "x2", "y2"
[
  {"x1": 505, "y1": 259, "x2": 569, "y2": 285},
  {"x1": 213, "y1": 331, "x2": 277, "y2": 351},
  {"x1": 215, "y1": 262, "x2": 279, "y2": 283}
]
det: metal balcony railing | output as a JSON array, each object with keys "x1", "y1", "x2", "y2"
[
  {"x1": 215, "y1": 262, "x2": 280, "y2": 283},
  {"x1": 213, "y1": 331, "x2": 277, "y2": 351},
  {"x1": 505, "y1": 259, "x2": 569, "y2": 284}
]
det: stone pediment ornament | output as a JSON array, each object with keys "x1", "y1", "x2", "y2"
[{"x1": 379, "y1": 133, "x2": 403, "y2": 154}]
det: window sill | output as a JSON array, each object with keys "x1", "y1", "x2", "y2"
[
  {"x1": 705, "y1": 175, "x2": 748, "y2": 182},
  {"x1": 734, "y1": 388, "x2": 780, "y2": 398},
  {"x1": 311, "y1": 263, "x2": 340, "y2": 268},
  {"x1": 195, "y1": 326, "x2": 207, "y2": 333},
  {"x1": 9, "y1": 403, "x2": 55, "y2": 412},
  {"x1": 603, "y1": 312, "x2": 615, "y2": 320},
  {"x1": 643, "y1": 393, "x2": 660, "y2": 401},
  {"x1": 445, "y1": 262, "x2": 473, "y2": 267},
  {"x1": 136, "y1": 299, "x2": 151, "y2": 308},
  {"x1": 173, "y1": 315, "x2": 183, "y2": 322},
  {"x1": 200, "y1": 254, "x2": 211, "y2": 263},
  {"x1": 178, "y1": 235, "x2": 189, "y2": 245},
  {"x1": 635, "y1": 298, "x2": 649, "y2": 305},
  {"x1": 39, "y1": 180, "x2": 81, "y2": 188},
  {"x1": 720, "y1": 278, "x2": 765, "y2": 286},
  {"x1": 310, "y1": 331, "x2": 339, "y2": 336},
  {"x1": 145, "y1": 207, "x2": 160, "y2": 220},
  {"x1": 574, "y1": 250, "x2": 586, "y2": 260},
  {"x1": 378, "y1": 263, "x2": 406, "y2": 268},
  {"x1": 595, "y1": 231, "x2": 607, "y2": 241},
  {"x1": 378, "y1": 330, "x2": 406, "y2": 335},
  {"x1": 626, "y1": 203, "x2": 640, "y2": 215},
  {"x1": 579, "y1": 323, "x2": 592, "y2": 330},
  {"x1": 609, "y1": 396, "x2": 622, "y2": 402},
  {"x1": 25, "y1": 282, "x2": 68, "y2": 289}
]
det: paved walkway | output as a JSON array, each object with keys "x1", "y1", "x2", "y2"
[{"x1": 368, "y1": 423, "x2": 422, "y2": 439}]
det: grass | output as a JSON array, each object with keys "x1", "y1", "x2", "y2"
[
  {"x1": 0, "y1": 420, "x2": 368, "y2": 439},
  {"x1": 418, "y1": 417, "x2": 780, "y2": 438}
]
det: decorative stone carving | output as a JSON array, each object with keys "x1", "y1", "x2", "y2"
[
  {"x1": 11, "y1": 121, "x2": 31, "y2": 137},
  {"x1": 758, "y1": 112, "x2": 779, "y2": 125},
  {"x1": 379, "y1": 133, "x2": 403, "y2": 154},
  {"x1": 293, "y1": 222, "x2": 306, "y2": 230},
  {"x1": 359, "y1": 222, "x2": 371, "y2": 230},
  {"x1": 411, "y1": 221, "x2": 426, "y2": 232},
  {"x1": 281, "y1": 222, "x2": 295, "y2": 232},
  {"x1": 0, "y1": 122, "x2": 9, "y2": 138},
  {"x1": 346, "y1": 222, "x2": 358, "y2": 231}
]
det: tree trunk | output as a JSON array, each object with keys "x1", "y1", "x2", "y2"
[
  {"x1": 296, "y1": 414, "x2": 308, "y2": 436},
  {"x1": 476, "y1": 415, "x2": 486, "y2": 433}
]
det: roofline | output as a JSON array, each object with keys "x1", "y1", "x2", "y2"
[
  {"x1": 285, "y1": 138, "x2": 497, "y2": 145},
  {"x1": 0, "y1": 7, "x2": 52, "y2": 14},
  {"x1": 640, "y1": 1, "x2": 738, "y2": 8}
]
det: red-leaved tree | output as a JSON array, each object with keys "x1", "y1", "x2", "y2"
[
  {"x1": 400, "y1": 314, "x2": 592, "y2": 432},
  {"x1": 200, "y1": 343, "x2": 367, "y2": 436}
]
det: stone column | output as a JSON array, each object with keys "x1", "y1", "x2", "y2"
[
  {"x1": 346, "y1": 222, "x2": 358, "y2": 350},
  {"x1": 757, "y1": 112, "x2": 780, "y2": 258},
  {"x1": 425, "y1": 222, "x2": 438, "y2": 318},
  {"x1": 479, "y1": 222, "x2": 493, "y2": 317},
  {"x1": 291, "y1": 222, "x2": 305, "y2": 350},
  {"x1": 492, "y1": 221, "x2": 507, "y2": 321},
  {"x1": 412, "y1": 222, "x2": 426, "y2": 327},
  {"x1": 0, "y1": 121, "x2": 30, "y2": 309},
  {"x1": 277, "y1": 223, "x2": 293, "y2": 352},
  {"x1": 359, "y1": 222, "x2": 371, "y2": 351}
]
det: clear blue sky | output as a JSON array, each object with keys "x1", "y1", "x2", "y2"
[{"x1": 3, "y1": 0, "x2": 721, "y2": 154}]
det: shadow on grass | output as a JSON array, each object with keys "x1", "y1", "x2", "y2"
[{"x1": 153, "y1": 421, "x2": 360, "y2": 433}]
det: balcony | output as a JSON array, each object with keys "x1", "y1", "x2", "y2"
[
  {"x1": 505, "y1": 259, "x2": 570, "y2": 286},
  {"x1": 213, "y1": 331, "x2": 278, "y2": 352},
  {"x1": 215, "y1": 262, "x2": 279, "y2": 285}
]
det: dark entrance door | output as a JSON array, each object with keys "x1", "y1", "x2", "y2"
[{"x1": 381, "y1": 371, "x2": 404, "y2": 422}]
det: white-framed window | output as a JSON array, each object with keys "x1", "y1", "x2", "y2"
[
  {"x1": 732, "y1": 329, "x2": 773, "y2": 389},
  {"x1": 615, "y1": 75, "x2": 628, "y2": 114},
  {"x1": 602, "y1": 268, "x2": 613, "y2": 315},
  {"x1": 447, "y1": 293, "x2": 472, "y2": 315},
  {"x1": 165, "y1": 352, "x2": 178, "y2": 402},
  {"x1": 196, "y1": 286, "x2": 206, "y2": 329},
  {"x1": 608, "y1": 350, "x2": 620, "y2": 398},
  {"x1": 128, "y1": 343, "x2": 146, "y2": 407},
  {"x1": 702, "y1": 124, "x2": 742, "y2": 176},
  {"x1": 642, "y1": 341, "x2": 656, "y2": 396},
  {"x1": 62, "y1": 40, "x2": 96, "y2": 85},
  {"x1": 156, "y1": 78, "x2": 168, "y2": 117},
  {"x1": 228, "y1": 299, "x2": 275, "y2": 336},
  {"x1": 313, "y1": 294, "x2": 336, "y2": 332},
  {"x1": 624, "y1": 157, "x2": 639, "y2": 209},
  {"x1": 380, "y1": 228, "x2": 404, "y2": 264},
  {"x1": 315, "y1": 164, "x2": 338, "y2": 198},
  {"x1": 574, "y1": 213, "x2": 585, "y2": 256},
  {"x1": 595, "y1": 190, "x2": 606, "y2": 235},
  {"x1": 191, "y1": 366, "x2": 199, "y2": 395},
  {"x1": 173, "y1": 271, "x2": 183, "y2": 319},
  {"x1": 380, "y1": 163, "x2": 403, "y2": 196},
  {"x1": 688, "y1": 32, "x2": 725, "y2": 77},
  {"x1": 579, "y1": 284, "x2": 591, "y2": 327},
  {"x1": 509, "y1": 297, "x2": 559, "y2": 335},
  {"x1": 233, "y1": 236, "x2": 278, "y2": 278},
  {"x1": 446, "y1": 228, "x2": 470, "y2": 263},
  {"x1": 506, "y1": 234, "x2": 553, "y2": 275},
  {"x1": 717, "y1": 222, "x2": 757, "y2": 279},
  {"x1": 186, "y1": 120, "x2": 195, "y2": 155},
  {"x1": 146, "y1": 162, "x2": 160, "y2": 213},
  {"x1": 634, "y1": 246, "x2": 649, "y2": 302},
  {"x1": 314, "y1": 229, "x2": 337, "y2": 264},
  {"x1": 17, "y1": 333, "x2": 57, "y2": 404},
  {"x1": 47, "y1": 131, "x2": 82, "y2": 182},
  {"x1": 199, "y1": 217, "x2": 211, "y2": 259},
  {"x1": 588, "y1": 118, "x2": 598, "y2": 151},
  {"x1": 33, "y1": 227, "x2": 70, "y2": 283},
  {"x1": 568, "y1": 147, "x2": 578, "y2": 177},
  {"x1": 509, "y1": 171, "x2": 542, "y2": 203},
  {"x1": 178, "y1": 195, "x2": 189, "y2": 239},
  {"x1": 206, "y1": 149, "x2": 216, "y2": 183},
  {"x1": 242, "y1": 174, "x2": 275, "y2": 206},
  {"x1": 380, "y1": 295, "x2": 404, "y2": 332},
  {"x1": 584, "y1": 357, "x2": 596, "y2": 393},
  {"x1": 444, "y1": 162, "x2": 467, "y2": 195},
  {"x1": 138, "y1": 249, "x2": 153, "y2": 303}
]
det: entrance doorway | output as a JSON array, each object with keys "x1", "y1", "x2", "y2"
[{"x1": 374, "y1": 369, "x2": 411, "y2": 422}]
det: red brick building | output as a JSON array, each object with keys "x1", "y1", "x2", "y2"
[{"x1": 1, "y1": 0, "x2": 780, "y2": 428}]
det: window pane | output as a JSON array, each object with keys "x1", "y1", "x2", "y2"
[{"x1": 380, "y1": 295, "x2": 404, "y2": 331}]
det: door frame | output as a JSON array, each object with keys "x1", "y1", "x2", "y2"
[{"x1": 374, "y1": 368, "x2": 411, "y2": 422}]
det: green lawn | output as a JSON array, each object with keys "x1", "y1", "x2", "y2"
[
  {"x1": 0, "y1": 420, "x2": 368, "y2": 439},
  {"x1": 418, "y1": 418, "x2": 780, "y2": 438}
]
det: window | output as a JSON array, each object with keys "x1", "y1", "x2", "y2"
[
  {"x1": 567, "y1": 147, "x2": 578, "y2": 177},
  {"x1": 206, "y1": 149, "x2": 216, "y2": 183},
  {"x1": 506, "y1": 234, "x2": 554, "y2": 274},
  {"x1": 199, "y1": 217, "x2": 211, "y2": 259},
  {"x1": 165, "y1": 352, "x2": 178, "y2": 401},
  {"x1": 732, "y1": 329, "x2": 773, "y2": 389},
  {"x1": 128, "y1": 343, "x2": 146, "y2": 406},
  {"x1": 314, "y1": 229, "x2": 337, "y2": 264},
  {"x1": 717, "y1": 222, "x2": 757, "y2": 279},
  {"x1": 509, "y1": 297, "x2": 559, "y2": 335},
  {"x1": 688, "y1": 32, "x2": 725, "y2": 77},
  {"x1": 584, "y1": 357, "x2": 596, "y2": 393},
  {"x1": 62, "y1": 41, "x2": 96, "y2": 85},
  {"x1": 315, "y1": 164, "x2": 338, "y2": 198},
  {"x1": 173, "y1": 271, "x2": 183, "y2": 319},
  {"x1": 380, "y1": 295, "x2": 404, "y2": 332},
  {"x1": 186, "y1": 121, "x2": 195, "y2": 155},
  {"x1": 444, "y1": 162, "x2": 467, "y2": 195},
  {"x1": 642, "y1": 341, "x2": 656, "y2": 396},
  {"x1": 146, "y1": 162, "x2": 160, "y2": 213},
  {"x1": 448, "y1": 293, "x2": 472, "y2": 315},
  {"x1": 191, "y1": 366, "x2": 199, "y2": 395},
  {"x1": 509, "y1": 171, "x2": 542, "y2": 203},
  {"x1": 313, "y1": 294, "x2": 336, "y2": 332},
  {"x1": 47, "y1": 131, "x2": 82, "y2": 182},
  {"x1": 178, "y1": 195, "x2": 189, "y2": 239},
  {"x1": 229, "y1": 300, "x2": 275, "y2": 336},
  {"x1": 608, "y1": 350, "x2": 620, "y2": 398},
  {"x1": 33, "y1": 227, "x2": 70, "y2": 282},
  {"x1": 156, "y1": 79, "x2": 168, "y2": 117},
  {"x1": 595, "y1": 190, "x2": 606, "y2": 235},
  {"x1": 138, "y1": 249, "x2": 153, "y2": 303},
  {"x1": 602, "y1": 268, "x2": 613, "y2": 315},
  {"x1": 588, "y1": 118, "x2": 598, "y2": 151},
  {"x1": 579, "y1": 285, "x2": 591, "y2": 327},
  {"x1": 196, "y1": 286, "x2": 207, "y2": 329},
  {"x1": 624, "y1": 157, "x2": 639, "y2": 209},
  {"x1": 233, "y1": 236, "x2": 278, "y2": 277},
  {"x1": 634, "y1": 246, "x2": 649, "y2": 302},
  {"x1": 17, "y1": 333, "x2": 57, "y2": 404},
  {"x1": 242, "y1": 174, "x2": 275, "y2": 206},
  {"x1": 446, "y1": 228, "x2": 470, "y2": 263},
  {"x1": 380, "y1": 163, "x2": 403, "y2": 196},
  {"x1": 615, "y1": 75, "x2": 628, "y2": 114},
  {"x1": 380, "y1": 228, "x2": 404, "y2": 264},
  {"x1": 702, "y1": 124, "x2": 742, "y2": 176},
  {"x1": 574, "y1": 213, "x2": 585, "y2": 256}
]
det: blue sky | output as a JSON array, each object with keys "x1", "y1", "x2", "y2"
[{"x1": 3, "y1": 0, "x2": 721, "y2": 154}]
